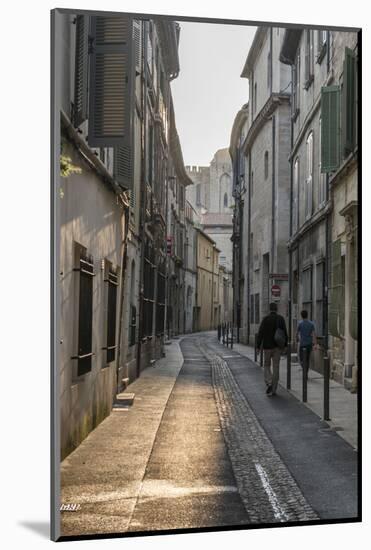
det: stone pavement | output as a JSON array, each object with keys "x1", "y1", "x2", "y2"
[
  {"x1": 60, "y1": 332, "x2": 358, "y2": 538},
  {"x1": 229, "y1": 338, "x2": 358, "y2": 450}
]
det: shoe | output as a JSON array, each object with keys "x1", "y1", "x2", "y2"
[{"x1": 266, "y1": 385, "x2": 272, "y2": 395}]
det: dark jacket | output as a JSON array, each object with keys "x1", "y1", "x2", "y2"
[{"x1": 256, "y1": 312, "x2": 288, "y2": 350}]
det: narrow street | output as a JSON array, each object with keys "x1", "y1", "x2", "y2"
[{"x1": 60, "y1": 332, "x2": 357, "y2": 537}]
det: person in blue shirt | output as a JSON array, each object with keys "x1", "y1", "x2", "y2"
[{"x1": 296, "y1": 310, "x2": 317, "y2": 380}]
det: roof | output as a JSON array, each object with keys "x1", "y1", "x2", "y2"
[
  {"x1": 195, "y1": 227, "x2": 217, "y2": 246},
  {"x1": 201, "y1": 213, "x2": 233, "y2": 227},
  {"x1": 240, "y1": 27, "x2": 268, "y2": 78},
  {"x1": 279, "y1": 29, "x2": 303, "y2": 65}
]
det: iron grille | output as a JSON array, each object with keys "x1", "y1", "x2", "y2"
[
  {"x1": 106, "y1": 268, "x2": 118, "y2": 363},
  {"x1": 76, "y1": 254, "x2": 94, "y2": 376}
]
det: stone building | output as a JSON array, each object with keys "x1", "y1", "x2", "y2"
[
  {"x1": 280, "y1": 28, "x2": 359, "y2": 388},
  {"x1": 53, "y1": 11, "x2": 186, "y2": 458},
  {"x1": 194, "y1": 228, "x2": 220, "y2": 331},
  {"x1": 184, "y1": 200, "x2": 199, "y2": 333},
  {"x1": 232, "y1": 27, "x2": 292, "y2": 345},
  {"x1": 186, "y1": 148, "x2": 233, "y2": 270}
]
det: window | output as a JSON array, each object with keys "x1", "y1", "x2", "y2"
[
  {"x1": 156, "y1": 257, "x2": 166, "y2": 336},
  {"x1": 292, "y1": 51, "x2": 300, "y2": 116},
  {"x1": 317, "y1": 30, "x2": 327, "y2": 63},
  {"x1": 342, "y1": 47, "x2": 357, "y2": 157},
  {"x1": 105, "y1": 264, "x2": 118, "y2": 363},
  {"x1": 254, "y1": 293, "x2": 260, "y2": 324},
  {"x1": 129, "y1": 261, "x2": 136, "y2": 347},
  {"x1": 321, "y1": 85, "x2": 340, "y2": 172},
  {"x1": 305, "y1": 132, "x2": 313, "y2": 219},
  {"x1": 267, "y1": 50, "x2": 271, "y2": 91},
  {"x1": 264, "y1": 151, "x2": 269, "y2": 180},
  {"x1": 254, "y1": 83, "x2": 257, "y2": 113},
  {"x1": 142, "y1": 239, "x2": 155, "y2": 338},
  {"x1": 304, "y1": 30, "x2": 314, "y2": 87},
  {"x1": 315, "y1": 262, "x2": 324, "y2": 336},
  {"x1": 293, "y1": 157, "x2": 299, "y2": 233},
  {"x1": 318, "y1": 118, "x2": 326, "y2": 206},
  {"x1": 74, "y1": 249, "x2": 94, "y2": 376},
  {"x1": 224, "y1": 193, "x2": 228, "y2": 208},
  {"x1": 74, "y1": 15, "x2": 89, "y2": 127},
  {"x1": 196, "y1": 184, "x2": 201, "y2": 205},
  {"x1": 302, "y1": 267, "x2": 312, "y2": 319}
]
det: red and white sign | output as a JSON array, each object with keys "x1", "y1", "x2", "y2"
[{"x1": 271, "y1": 284, "x2": 281, "y2": 297}]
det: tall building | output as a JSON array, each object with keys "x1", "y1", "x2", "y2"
[{"x1": 186, "y1": 148, "x2": 233, "y2": 269}]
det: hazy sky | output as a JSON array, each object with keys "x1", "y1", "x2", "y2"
[{"x1": 171, "y1": 22, "x2": 257, "y2": 167}]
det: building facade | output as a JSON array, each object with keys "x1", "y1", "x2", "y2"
[
  {"x1": 186, "y1": 148, "x2": 234, "y2": 270},
  {"x1": 233, "y1": 27, "x2": 292, "y2": 346},
  {"x1": 195, "y1": 229, "x2": 220, "y2": 331},
  {"x1": 280, "y1": 28, "x2": 359, "y2": 388},
  {"x1": 54, "y1": 11, "x2": 188, "y2": 458}
]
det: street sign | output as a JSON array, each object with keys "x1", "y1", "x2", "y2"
[{"x1": 271, "y1": 284, "x2": 281, "y2": 297}]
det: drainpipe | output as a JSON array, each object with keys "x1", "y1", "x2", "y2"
[
  {"x1": 287, "y1": 92, "x2": 294, "y2": 390},
  {"x1": 247, "y1": 153, "x2": 251, "y2": 344},
  {"x1": 271, "y1": 114, "x2": 276, "y2": 272}
]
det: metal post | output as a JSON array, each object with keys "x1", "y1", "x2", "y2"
[
  {"x1": 231, "y1": 324, "x2": 234, "y2": 349},
  {"x1": 302, "y1": 347, "x2": 308, "y2": 403},
  {"x1": 286, "y1": 341, "x2": 291, "y2": 389},
  {"x1": 226, "y1": 323, "x2": 229, "y2": 347},
  {"x1": 222, "y1": 323, "x2": 225, "y2": 345},
  {"x1": 254, "y1": 334, "x2": 258, "y2": 362},
  {"x1": 260, "y1": 342, "x2": 263, "y2": 368},
  {"x1": 323, "y1": 355, "x2": 330, "y2": 420}
]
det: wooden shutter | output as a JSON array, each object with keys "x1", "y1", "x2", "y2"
[
  {"x1": 342, "y1": 47, "x2": 356, "y2": 157},
  {"x1": 114, "y1": 144, "x2": 132, "y2": 189},
  {"x1": 321, "y1": 85, "x2": 340, "y2": 173},
  {"x1": 329, "y1": 240, "x2": 341, "y2": 337},
  {"x1": 133, "y1": 19, "x2": 142, "y2": 75},
  {"x1": 74, "y1": 15, "x2": 89, "y2": 127},
  {"x1": 88, "y1": 16, "x2": 134, "y2": 148}
]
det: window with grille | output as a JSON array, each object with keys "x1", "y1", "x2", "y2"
[
  {"x1": 105, "y1": 266, "x2": 118, "y2": 363},
  {"x1": 302, "y1": 267, "x2": 313, "y2": 319},
  {"x1": 75, "y1": 251, "x2": 94, "y2": 376},
  {"x1": 264, "y1": 151, "x2": 269, "y2": 180},
  {"x1": 142, "y1": 239, "x2": 155, "y2": 338},
  {"x1": 315, "y1": 262, "x2": 324, "y2": 336},
  {"x1": 224, "y1": 193, "x2": 228, "y2": 208},
  {"x1": 254, "y1": 293, "x2": 260, "y2": 324},
  {"x1": 156, "y1": 258, "x2": 166, "y2": 335}
]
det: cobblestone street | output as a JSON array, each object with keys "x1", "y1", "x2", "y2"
[{"x1": 60, "y1": 333, "x2": 357, "y2": 537}]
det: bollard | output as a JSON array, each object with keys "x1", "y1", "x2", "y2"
[
  {"x1": 222, "y1": 323, "x2": 225, "y2": 345},
  {"x1": 302, "y1": 347, "x2": 308, "y2": 403},
  {"x1": 260, "y1": 341, "x2": 263, "y2": 368},
  {"x1": 254, "y1": 334, "x2": 258, "y2": 362},
  {"x1": 226, "y1": 323, "x2": 229, "y2": 347},
  {"x1": 231, "y1": 325, "x2": 234, "y2": 349},
  {"x1": 323, "y1": 355, "x2": 330, "y2": 420},
  {"x1": 286, "y1": 341, "x2": 291, "y2": 390}
]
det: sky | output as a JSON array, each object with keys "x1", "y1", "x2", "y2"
[{"x1": 171, "y1": 21, "x2": 257, "y2": 167}]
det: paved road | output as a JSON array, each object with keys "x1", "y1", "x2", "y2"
[{"x1": 60, "y1": 333, "x2": 358, "y2": 537}]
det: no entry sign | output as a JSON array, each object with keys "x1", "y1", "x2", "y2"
[{"x1": 271, "y1": 284, "x2": 281, "y2": 297}]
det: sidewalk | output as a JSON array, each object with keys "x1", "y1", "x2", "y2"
[
  {"x1": 230, "y1": 340, "x2": 358, "y2": 450},
  {"x1": 60, "y1": 340, "x2": 184, "y2": 537}
]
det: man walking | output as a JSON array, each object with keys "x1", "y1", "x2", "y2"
[
  {"x1": 296, "y1": 310, "x2": 317, "y2": 380},
  {"x1": 256, "y1": 302, "x2": 288, "y2": 396}
]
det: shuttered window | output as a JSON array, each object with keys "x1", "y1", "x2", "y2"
[
  {"x1": 293, "y1": 157, "x2": 299, "y2": 233},
  {"x1": 342, "y1": 47, "x2": 356, "y2": 157},
  {"x1": 74, "y1": 15, "x2": 89, "y2": 127},
  {"x1": 305, "y1": 132, "x2": 313, "y2": 219},
  {"x1": 302, "y1": 267, "x2": 312, "y2": 320},
  {"x1": 318, "y1": 118, "x2": 326, "y2": 206},
  {"x1": 329, "y1": 239, "x2": 345, "y2": 337},
  {"x1": 105, "y1": 267, "x2": 118, "y2": 363},
  {"x1": 321, "y1": 85, "x2": 340, "y2": 173},
  {"x1": 88, "y1": 16, "x2": 134, "y2": 147},
  {"x1": 304, "y1": 30, "x2": 314, "y2": 86},
  {"x1": 76, "y1": 253, "x2": 94, "y2": 376}
]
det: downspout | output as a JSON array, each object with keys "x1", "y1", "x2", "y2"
[
  {"x1": 287, "y1": 81, "x2": 294, "y2": 390},
  {"x1": 324, "y1": 32, "x2": 331, "y2": 354},
  {"x1": 136, "y1": 21, "x2": 148, "y2": 378},
  {"x1": 271, "y1": 114, "x2": 276, "y2": 272},
  {"x1": 116, "y1": 203, "x2": 130, "y2": 392},
  {"x1": 247, "y1": 152, "x2": 251, "y2": 344}
]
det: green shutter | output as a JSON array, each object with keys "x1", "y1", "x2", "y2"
[
  {"x1": 74, "y1": 15, "x2": 89, "y2": 127},
  {"x1": 329, "y1": 239, "x2": 345, "y2": 338},
  {"x1": 88, "y1": 16, "x2": 134, "y2": 148},
  {"x1": 342, "y1": 47, "x2": 356, "y2": 157},
  {"x1": 349, "y1": 231, "x2": 358, "y2": 341},
  {"x1": 321, "y1": 85, "x2": 340, "y2": 173}
]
